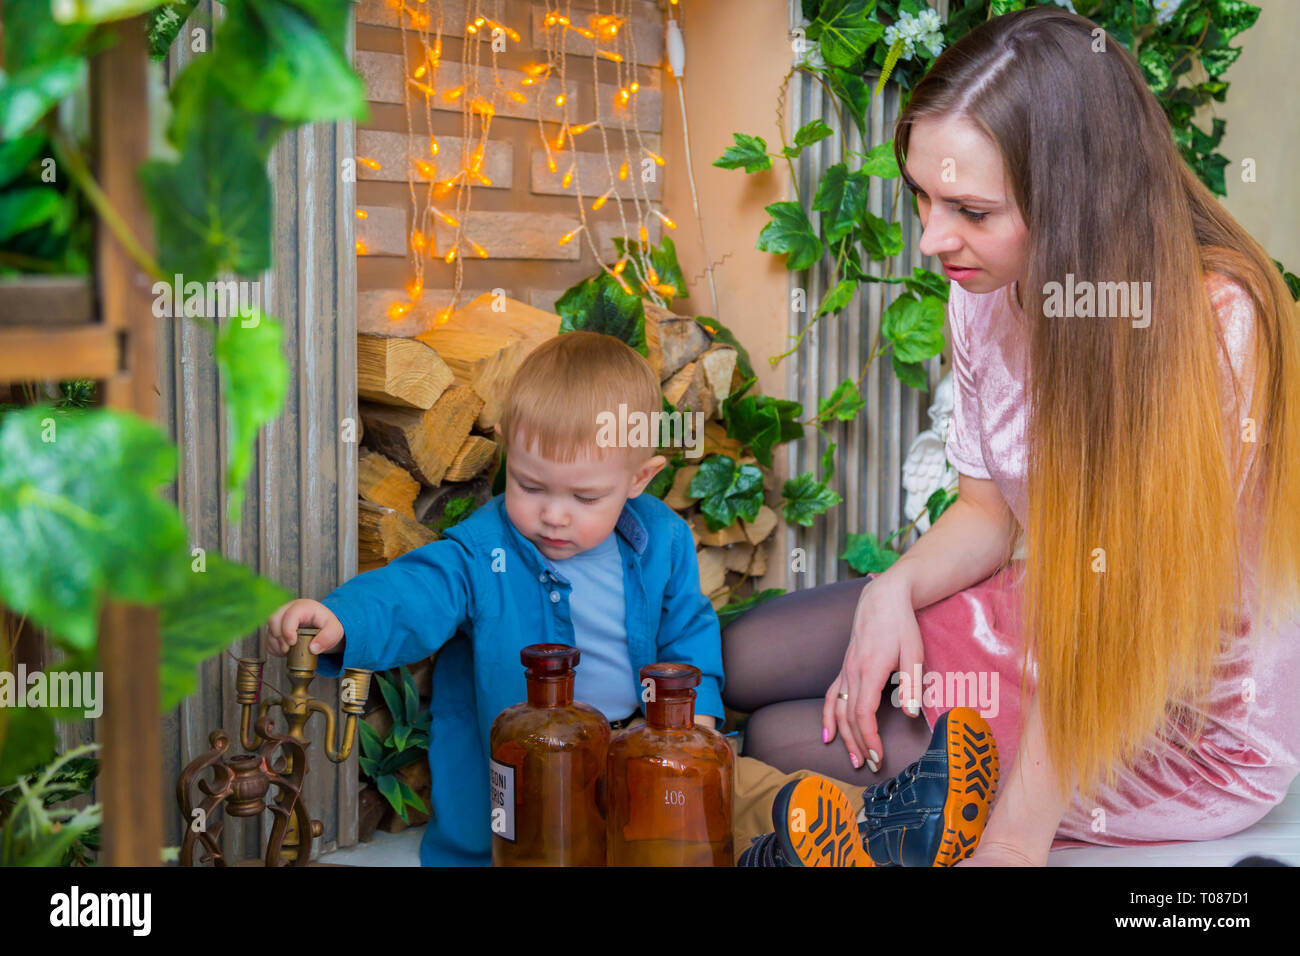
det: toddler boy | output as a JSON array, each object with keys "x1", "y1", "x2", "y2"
[{"x1": 268, "y1": 330, "x2": 724, "y2": 866}]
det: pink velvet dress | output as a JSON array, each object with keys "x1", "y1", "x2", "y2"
[{"x1": 907, "y1": 273, "x2": 1300, "y2": 849}]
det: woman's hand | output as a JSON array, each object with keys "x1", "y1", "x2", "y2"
[{"x1": 821, "y1": 571, "x2": 925, "y2": 770}]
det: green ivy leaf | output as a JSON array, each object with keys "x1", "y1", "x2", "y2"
[
  {"x1": 0, "y1": 188, "x2": 63, "y2": 242},
  {"x1": 882, "y1": 294, "x2": 946, "y2": 363},
  {"x1": 716, "y1": 588, "x2": 786, "y2": 630},
  {"x1": 612, "y1": 234, "x2": 687, "y2": 301},
  {"x1": 783, "y1": 118, "x2": 834, "y2": 158},
  {"x1": 825, "y1": 67, "x2": 869, "y2": 136},
  {"x1": 925, "y1": 485, "x2": 958, "y2": 525},
  {"x1": 688, "y1": 455, "x2": 764, "y2": 531},
  {"x1": 812, "y1": 163, "x2": 869, "y2": 244},
  {"x1": 817, "y1": 378, "x2": 864, "y2": 422},
  {"x1": 215, "y1": 312, "x2": 289, "y2": 522},
  {"x1": 723, "y1": 394, "x2": 803, "y2": 467},
  {"x1": 757, "y1": 201, "x2": 823, "y2": 272},
  {"x1": 713, "y1": 132, "x2": 772, "y2": 173},
  {"x1": 2, "y1": 0, "x2": 97, "y2": 73},
  {"x1": 859, "y1": 140, "x2": 900, "y2": 178},
  {"x1": 0, "y1": 707, "x2": 58, "y2": 785},
  {"x1": 891, "y1": 353, "x2": 929, "y2": 390},
  {"x1": 840, "y1": 531, "x2": 899, "y2": 575},
  {"x1": 141, "y1": 81, "x2": 275, "y2": 278},
  {"x1": 782, "y1": 472, "x2": 842, "y2": 527},
  {"x1": 0, "y1": 133, "x2": 46, "y2": 189},
  {"x1": 0, "y1": 407, "x2": 188, "y2": 649},
  {"x1": 820, "y1": 440, "x2": 836, "y2": 483},
  {"x1": 901, "y1": 265, "x2": 950, "y2": 301},
  {"x1": 0, "y1": 58, "x2": 86, "y2": 140},
  {"x1": 816, "y1": 279, "x2": 857, "y2": 317},
  {"x1": 555, "y1": 272, "x2": 648, "y2": 355},
  {"x1": 215, "y1": 0, "x2": 366, "y2": 125},
  {"x1": 856, "y1": 209, "x2": 904, "y2": 258},
  {"x1": 147, "y1": 0, "x2": 200, "y2": 59},
  {"x1": 50, "y1": 0, "x2": 167, "y2": 22},
  {"x1": 813, "y1": 0, "x2": 884, "y2": 69},
  {"x1": 158, "y1": 552, "x2": 293, "y2": 710}
]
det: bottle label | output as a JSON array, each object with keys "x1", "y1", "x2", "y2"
[{"x1": 489, "y1": 757, "x2": 516, "y2": 842}]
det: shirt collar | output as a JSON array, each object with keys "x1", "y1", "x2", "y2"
[{"x1": 502, "y1": 497, "x2": 648, "y2": 577}]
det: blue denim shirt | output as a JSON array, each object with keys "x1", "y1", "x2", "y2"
[{"x1": 315, "y1": 491, "x2": 725, "y2": 866}]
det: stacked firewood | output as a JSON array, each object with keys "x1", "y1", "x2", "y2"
[{"x1": 355, "y1": 294, "x2": 780, "y2": 608}]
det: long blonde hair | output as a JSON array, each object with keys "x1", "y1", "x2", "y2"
[{"x1": 896, "y1": 6, "x2": 1300, "y2": 801}]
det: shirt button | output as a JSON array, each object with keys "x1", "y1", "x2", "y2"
[
  {"x1": 550, "y1": 591, "x2": 560, "y2": 603},
  {"x1": 539, "y1": 572, "x2": 547, "y2": 582}
]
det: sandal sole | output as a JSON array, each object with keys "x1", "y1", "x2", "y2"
[{"x1": 775, "y1": 775, "x2": 875, "y2": 867}]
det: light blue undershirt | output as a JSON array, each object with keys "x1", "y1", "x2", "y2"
[{"x1": 541, "y1": 531, "x2": 640, "y2": 720}]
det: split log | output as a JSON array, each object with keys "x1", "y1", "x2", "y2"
[
  {"x1": 696, "y1": 547, "x2": 728, "y2": 596},
  {"x1": 644, "y1": 302, "x2": 710, "y2": 382},
  {"x1": 662, "y1": 359, "x2": 716, "y2": 419},
  {"x1": 699, "y1": 344, "x2": 738, "y2": 404},
  {"x1": 357, "y1": 333, "x2": 454, "y2": 409},
  {"x1": 663, "y1": 465, "x2": 699, "y2": 510},
  {"x1": 360, "y1": 384, "x2": 484, "y2": 485},
  {"x1": 358, "y1": 450, "x2": 420, "y2": 517},
  {"x1": 359, "y1": 499, "x2": 438, "y2": 572},
  {"x1": 414, "y1": 473, "x2": 495, "y2": 527},
  {"x1": 703, "y1": 419, "x2": 743, "y2": 458},
  {"x1": 443, "y1": 435, "x2": 499, "y2": 482},
  {"x1": 417, "y1": 293, "x2": 557, "y2": 387},
  {"x1": 723, "y1": 542, "x2": 768, "y2": 577},
  {"x1": 740, "y1": 505, "x2": 778, "y2": 545},
  {"x1": 690, "y1": 512, "x2": 747, "y2": 547}
]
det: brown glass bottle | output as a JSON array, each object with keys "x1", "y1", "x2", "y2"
[
  {"x1": 489, "y1": 644, "x2": 610, "y2": 866},
  {"x1": 607, "y1": 662, "x2": 734, "y2": 866}
]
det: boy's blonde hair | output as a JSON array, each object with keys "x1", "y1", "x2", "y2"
[{"x1": 499, "y1": 330, "x2": 662, "y2": 464}]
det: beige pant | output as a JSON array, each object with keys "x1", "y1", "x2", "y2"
[{"x1": 730, "y1": 746, "x2": 862, "y2": 864}]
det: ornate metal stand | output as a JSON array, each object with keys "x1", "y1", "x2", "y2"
[{"x1": 176, "y1": 627, "x2": 372, "y2": 865}]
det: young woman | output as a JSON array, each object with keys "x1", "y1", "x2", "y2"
[{"x1": 728, "y1": 5, "x2": 1300, "y2": 866}]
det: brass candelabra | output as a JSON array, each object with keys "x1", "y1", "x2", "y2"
[{"x1": 176, "y1": 626, "x2": 372, "y2": 865}]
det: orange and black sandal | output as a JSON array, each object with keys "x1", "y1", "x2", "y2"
[{"x1": 859, "y1": 706, "x2": 1000, "y2": 867}]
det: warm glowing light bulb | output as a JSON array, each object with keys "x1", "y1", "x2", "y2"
[
  {"x1": 470, "y1": 239, "x2": 488, "y2": 258},
  {"x1": 592, "y1": 188, "x2": 614, "y2": 211},
  {"x1": 388, "y1": 301, "x2": 412, "y2": 320},
  {"x1": 355, "y1": 209, "x2": 368, "y2": 219},
  {"x1": 558, "y1": 225, "x2": 584, "y2": 246},
  {"x1": 358, "y1": 157, "x2": 381, "y2": 170},
  {"x1": 546, "y1": 154, "x2": 557, "y2": 173},
  {"x1": 356, "y1": 240, "x2": 367, "y2": 254},
  {"x1": 644, "y1": 148, "x2": 665, "y2": 166},
  {"x1": 618, "y1": 161, "x2": 628, "y2": 181},
  {"x1": 445, "y1": 246, "x2": 457, "y2": 263},
  {"x1": 654, "y1": 209, "x2": 678, "y2": 229},
  {"x1": 411, "y1": 231, "x2": 427, "y2": 251}
]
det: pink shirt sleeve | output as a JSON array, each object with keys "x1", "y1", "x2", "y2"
[
  {"x1": 1209, "y1": 275, "x2": 1260, "y2": 503},
  {"x1": 944, "y1": 283, "x2": 992, "y2": 479}
]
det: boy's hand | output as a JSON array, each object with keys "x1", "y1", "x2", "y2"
[{"x1": 268, "y1": 600, "x2": 344, "y2": 657}]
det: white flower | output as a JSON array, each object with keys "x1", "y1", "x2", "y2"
[
  {"x1": 883, "y1": 9, "x2": 946, "y2": 62},
  {"x1": 1153, "y1": 0, "x2": 1184, "y2": 25}
]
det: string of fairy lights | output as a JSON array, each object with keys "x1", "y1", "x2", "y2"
[{"x1": 355, "y1": 0, "x2": 683, "y2": 329}]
